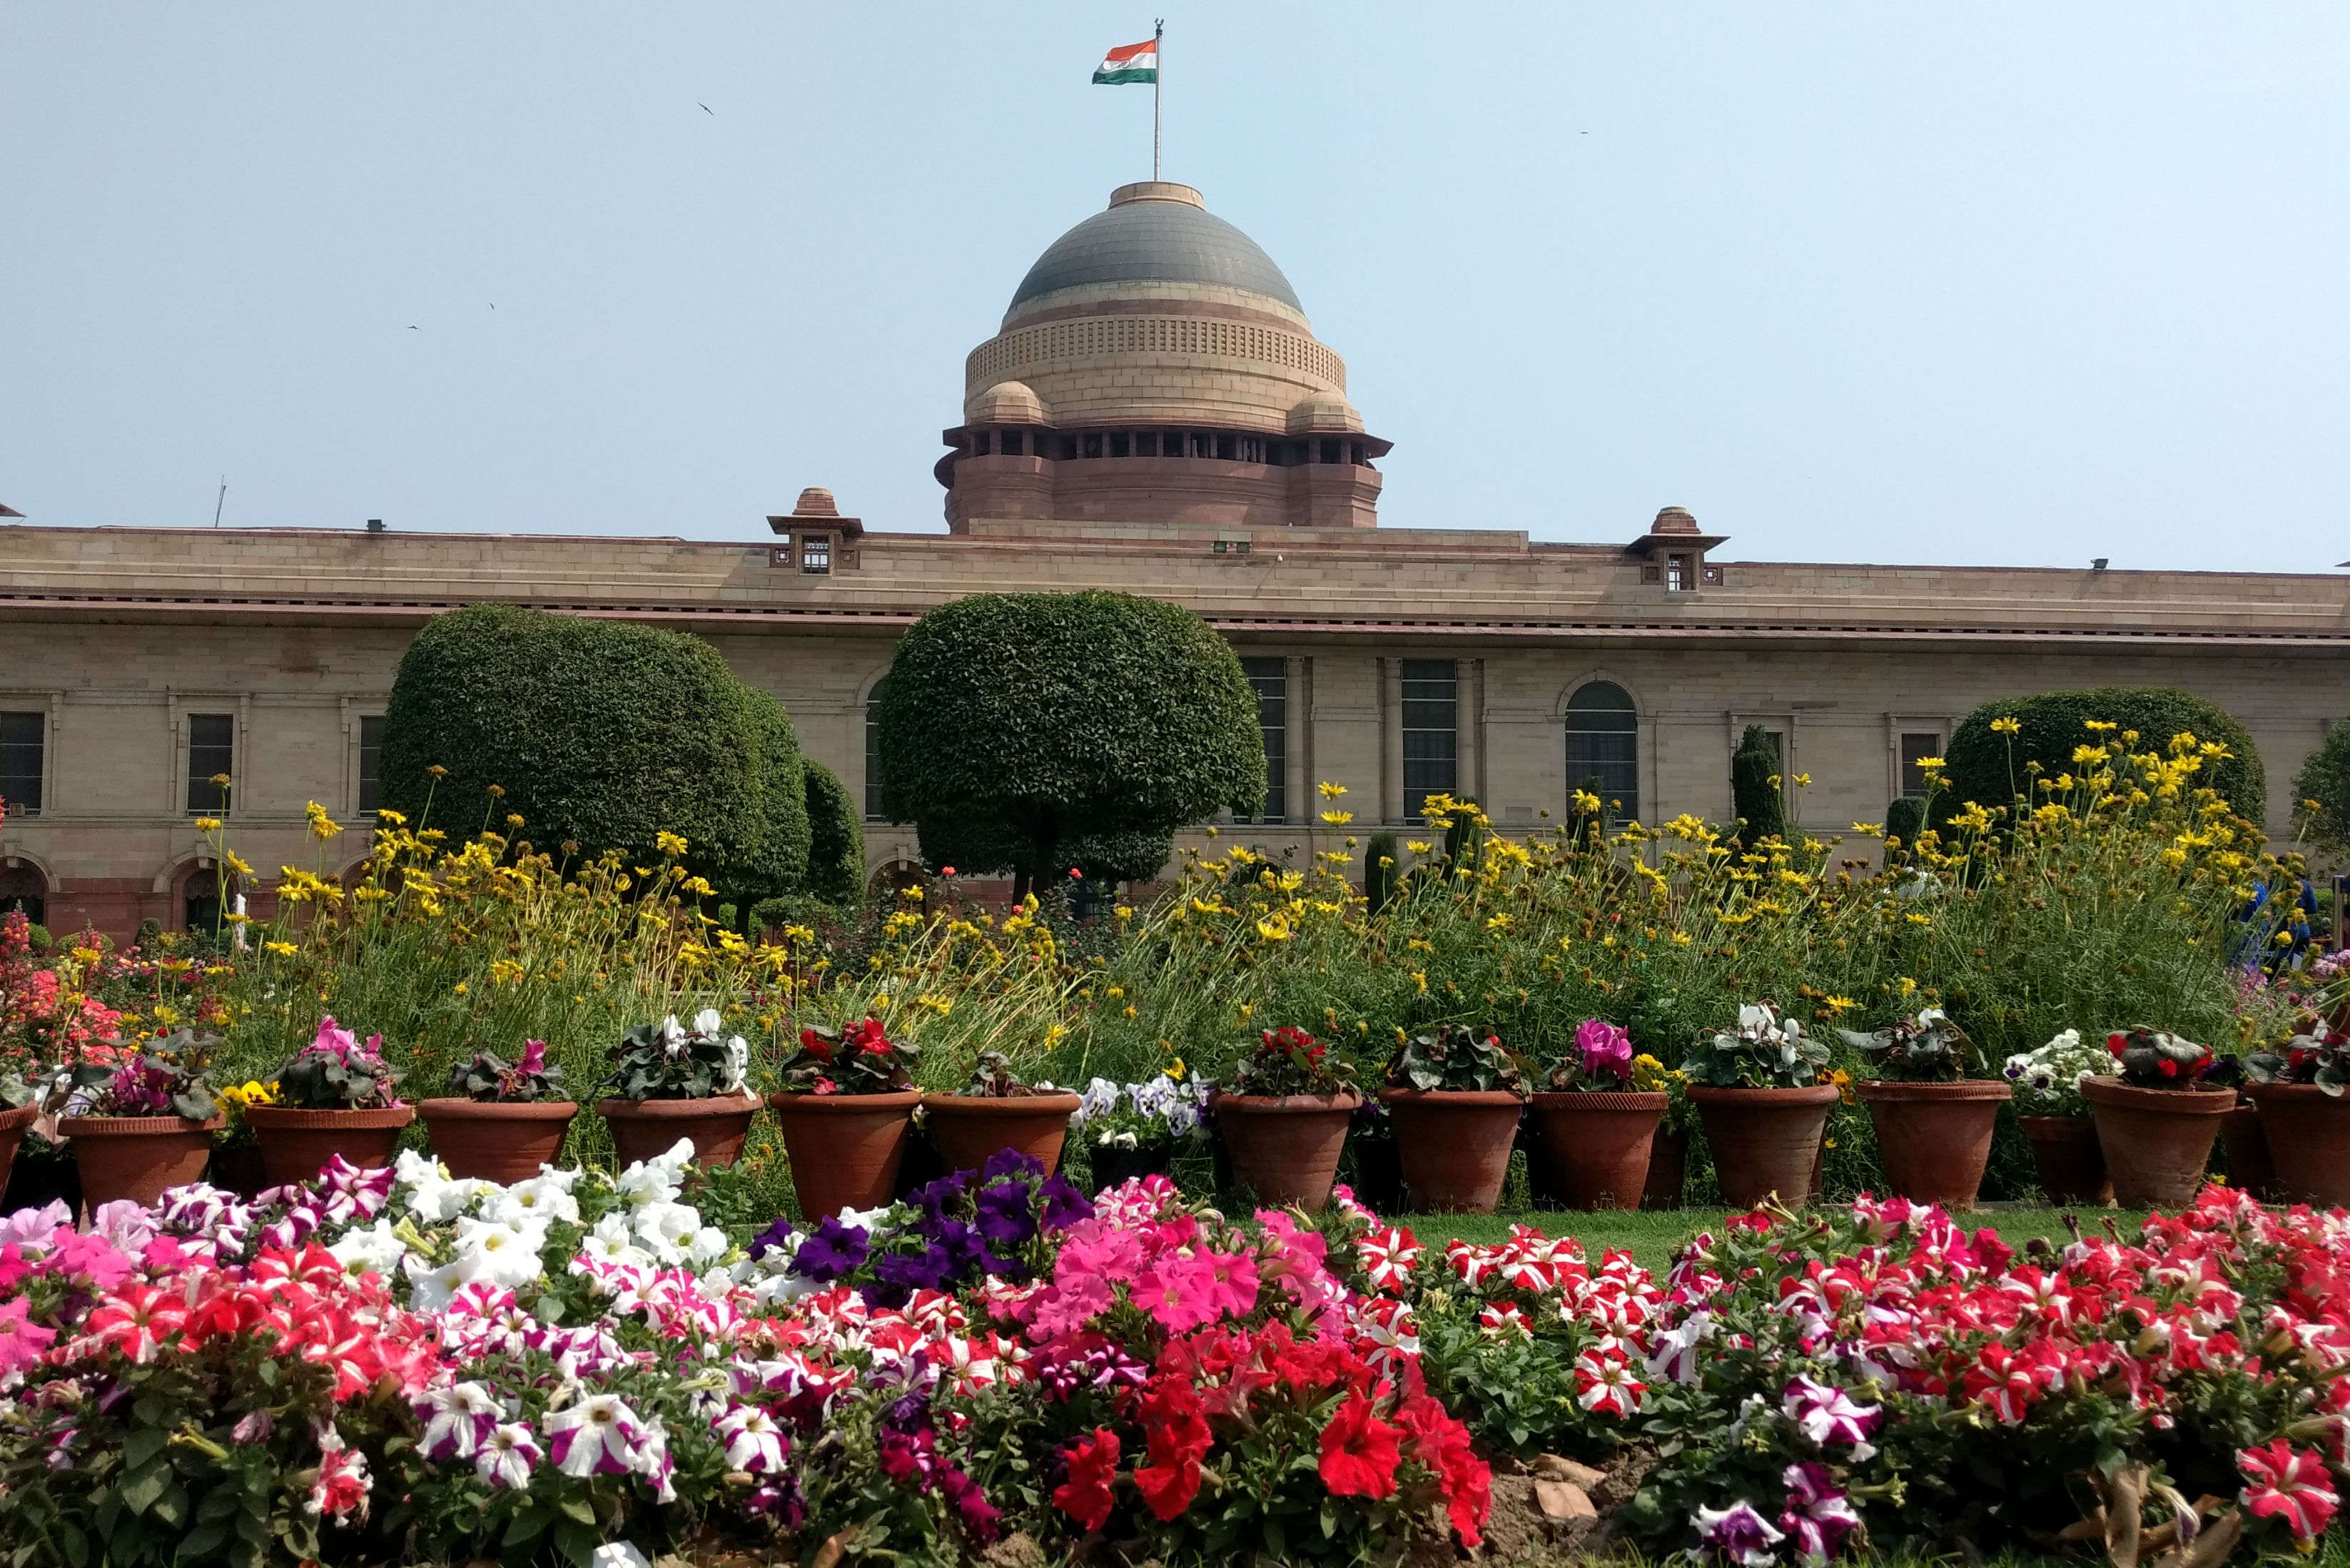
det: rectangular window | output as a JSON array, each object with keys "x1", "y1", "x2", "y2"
[
  {"x1": 1001, "y1": 431, "x2": 1023, "y2": 457},
  {"x1": 187, "y1": 713, "x2": 233, "y2": 815},
  {"x1": 1400, "y1": 659, "x2": 1458, "y2": 820},
  {"x1": 358, "y1": 715, "x2": 385, "y2": 814},
  {"x1": 1900, "y1": 732, "x2": 1943, "y2": 797},
  {"x1": 0, "y1": 712, "x2": 43, "y2": 817},
  {"x1": 1083, "y1": 433, "x2": 1103, "y2": 458},
  {"x1": 972, "y1": 431, "x2": 991, "y2": 455},
  {"x1": 801, "y1": 535, "x2": 831, "y2": 575},
  {"x1": 1108, "y1": 433, "x2": 1130, "y2": 458},
  {"x1": 865, "y1": 712, "x2": 888, "y2": 821},
  {"x1": 1240, "y1": 657, "x2": 1287, "y2": 824}
]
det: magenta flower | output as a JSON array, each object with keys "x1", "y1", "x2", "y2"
[
  {"x1": 1780, "y1": 1462, "x2": 1861, "y2": 1564},
  {"x1": 1134, "y1": 1253, "x2": 1220, "y2": 1334},
  {"x1": 1694, "y1": 1500, "x2": 1786, "y2": 1566},
  {"x1": 0, "y1": 1297, "x2": 57, "y2": 1383},
  {"x1": 1576, "y1": 1018, "x2": 1634, "y2": 1084}
]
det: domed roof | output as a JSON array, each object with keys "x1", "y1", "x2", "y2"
[
  {"x1": 966, "y1": 380, "x2": 1046, "y2": 425},
  {"x1": 1008, "y1": 183, "x2": 1302, "y2": 316},
  {"x1": 1286, "y1": 392, "x2": 1362, "y2": 435}
]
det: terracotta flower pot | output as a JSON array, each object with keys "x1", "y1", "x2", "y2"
[
  {"x1": 1529, "y1": 1091, "x2": 1666, "y2": 1210},
  {"x1": 1212, "y1": 1093, "x2": 1361, "y2": 1212},
  {"x1": 767, "y1": 1091, "x2": 923, "y2": 1219},
  {"x1": 1689, "y1": 1085, "x2": 1839, "y2": 1209},
  {"x1": 243, "y1": 1104, "x2": 417, "y2": 1190},
  {"x1": 2247, "y1": 1083, "x2": 2350, "y2": 1208},
  {"x1": 1855, "y1": 1079, "x2": 2012, "y2": 1210},
  {"x1": 2080, "y1": 1077, "x2": 2233, "y2": 1209},
  {"x1": 419, "y1": 1098, "x2": 579, "y2": 1185},
  {"x1": 2222, "y1": 1103, "x2": 2283, "y2": 1202},
  {"x1": 1379, "y1": 1089, "x2": 1525, "y2": 1214},
  {"x1": 600, "y1": 1092, "x2": 761, "y2": 1171},
  {"x1": 0, "y1": 1104, "x2": 37, "y2": 1205},
  {"x1": 922, "y1": 1092, "x2": 1082, "y2": 1178},
  {"x1": 2020, "y1": 1115, "x2": 2112, "y2": 1205},
  {"x1": 1644, "y1": 1126, "x2": 1690, "y2": 1210},
  {"x1": 1087, "y1": 1141, "x2": 1174, "y2": 1195},
  {"x1": 66, "y1": 1113, "x2": 226, "y2": 1213}
]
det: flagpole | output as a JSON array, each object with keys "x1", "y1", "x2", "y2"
[{"x1": 1153, "y1": 19, "x2": 1164, "y2": 181}]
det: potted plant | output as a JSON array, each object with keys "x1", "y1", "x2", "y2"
[
  {"x1": 1529, "y1": 1018, "x2": 1668, "y2": 1210},
  {"x1": 208, "y1": 1077, "x2": 278, "y2": 1196},
  {"x1": 2244, "y1": 1018, "x2": 2350, "y2": 1206},
  {"x1": 55, "y1": 1028, "x2": 226, "y2": 1210},
  {"x1": 768, "y1": 1016, "x2": 922, "y2": 1218},
  {"x1": 1379, "y1": 1023, "x2": 1529, "y2": 1214},
  {"x1": 0, "y1": 1070, "x2": 41, "y2": 1201},
  {"x1": 599, "y1": 1008, "x2": 760, "y2": 1169},
  {"x1": 1212, "y1": 1026, "x2": 1363, "y2": 1212},
  {"x1": 1681, "y1": 1001, "x2": 1835, "y2": 1208},
  {"x1": 244, "y1": 1016, "x2": 415, "y2": 1188},
  {"x1": 2000, "y1": 1029, "x2": 2114, "y2": 1204},
  {"x1": 923, "y1": 1052, "x2": 1083, "y2": 1176},
  {"x1": 420, "y1": 1038, "x2": 578, "y2": 1183},
  {"x1": 1070, "y1": 1071, "x2": 1210, "y2": 1190},
  {"x1": 1838, "y1": 1006, "x2": 2011, "y2": 1209},
  {"x1": 2079, "y1": 1028, "x2": 2234, "y2": 1208},
  {"x1": 1643, "y1": 1058, "x2": 1696, "y2": 1209}
]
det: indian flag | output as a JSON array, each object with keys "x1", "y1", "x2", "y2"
[{"x1": 1092, "y1": 37, "x2": 1158, "y2": 86}]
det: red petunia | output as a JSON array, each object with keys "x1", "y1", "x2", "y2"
[
  {"x1": 1131, "y1": 1377, "x2": 1213, "y2": 1519},
  {"x1": 2241, "y1": 1440, "x2": 2339, "y2": 1542},
  {"x1": 1052, "y1": 1428, "x2": 1120, "y2": 1532},
  {"x1": 1317, "y1": 1392, "x2": 1404, "y2": 1499}
]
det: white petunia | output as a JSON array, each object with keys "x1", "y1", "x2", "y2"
[
  {"x1": 452, "y1": 1217, "x2": 549, "y2": 1291},
  {"x1": 404, "y1": 1255, "x2": 465, "y2": 1314},
  {"x1": 632, "y1": 1200, "x2": 701, "y2": 1250},
  {"x1": 475, "y1": 1422, "x2": 542, "y2": 1489},
  {"x1": 327, "y1": 1218, "x2": 407, "y2": 1278},
  {"x1": 687, "y1": 1226, "x2": 733, "y2": 1268},
  {"x1": 490, "y1": 1179, "x2": 580, "y2": 1228}
]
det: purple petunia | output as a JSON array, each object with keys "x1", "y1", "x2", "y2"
[
  {"x1": 982, "y1": 1148, "x2": 1045, "y2": 1183},
  {"x1": 790, "y1": 1217, "x2": 870, "y2": 1282},
  {"x1": 747, "y1": 1216, "x2": 796, "y2": 1261},
  {"x1": 1037, "y1": 1174, "x2": 1093, "y2": 1231}
]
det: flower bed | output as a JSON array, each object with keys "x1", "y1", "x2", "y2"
[{"x1": 4, "y1": 1139, "x2": 2349, "y2": 1565}]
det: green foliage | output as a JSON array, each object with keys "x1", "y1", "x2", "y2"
[
  {"x1": 1730, "y1": 724, "x2": 1788, "y2": 845},
  {"x1": 446, "y1": 1038, "x2": 566, "y2": 1103},
  {"x1": 1939, "y1": 686, "x2": 2267, "y2": 828},
  {"x1": 1681, "y1": 1002, "x2": 1829, "y2": 1090},
  {"x1": 873, "y1": 591, "x2": 1265, "y2": 889},
  {"x1": 1837, "y1": 1005, "x2": 1972, "y2": 1083},
  {"x1": 377, "y1": 605, "x2": 814, "y2": 906},
  {"x1": 1386, "y1": 1023, "x2": 1529, "y2": 1095},
  {"x1": 800, "y1": 757, "x2": 865, "y2": 911},
  {"x1": 1440, "y1": 800, "x2": 1485, "y2": 873},
  {"x1": 1364, "y1": 832, "x2": 1399, "y2": 916},
  {"x1": 270, "y1": 1024, "x2": 404, "y2": 1111},
  {"x1": 2294, "y1": 717, "x2": 2350, "y2": 853},
  {"x1": 1063, "y1": 824, "x2": 1175, "y2": 885},
  {"x1": 600, "y1": 1014, "x2": 748, "y2": 1103},
  {"x1": 1883, "y1": 794, "x2": 1926, "y2": 847},
  {"x1": 1226, "y1": 1026, "x2": 1359, "y2": 1097}
]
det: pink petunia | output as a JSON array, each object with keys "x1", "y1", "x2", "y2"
[{"x1": 0, "y1": 1296, "x2": 58, "y2": 1382}]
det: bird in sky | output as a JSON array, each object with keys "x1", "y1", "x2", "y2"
[
  {"x1": 407, "y1": 325, "x2": 418, "y2": 331},
  {"x1": 698, "y1": 102, "x2": 714, "y2": 115}
]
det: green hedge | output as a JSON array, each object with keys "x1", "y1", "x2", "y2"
[
  {"x1": 1731, "y1": 724, "x2": 1788, "y2": 844},
  {"x1": 800, "y1": 758, "x2": 865, "y2": 911},
  {"x1": 1937, "y1": 687, "x2": 2266, "y2": 829},
  {"x1": 873, "y1": 591, "x2": 1265, "y2": 889},
  {"x1": 378, "y1": 605, "x2": 813, "y2": 904}
]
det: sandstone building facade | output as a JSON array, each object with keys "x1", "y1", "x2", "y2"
[{"x1": 2, "y1": 182, "x2": 2344, "y2": 937}]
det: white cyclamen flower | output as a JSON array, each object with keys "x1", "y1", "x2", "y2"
[{"x1": 692, "y1": 1007, "x2": 726, "y2": 1040}]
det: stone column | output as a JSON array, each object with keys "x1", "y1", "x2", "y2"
[{"x1": 1381, "y1": 658, "x2": 1404, "y2": 826}]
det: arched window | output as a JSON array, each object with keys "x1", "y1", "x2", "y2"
[
  {"x1": 0, "y1": 864, "x2": 45, "y2": 929},
  {"x1": 1565, "y1": 682, "x2": 1639, "y2": 824}
]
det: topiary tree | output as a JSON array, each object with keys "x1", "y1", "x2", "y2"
[
  {"x1": 1731, "y1": 724, "x2": 1788, "y2": 845},
  {"x1": 1883, "y1": 794, "x2": 1927, "y2": 849},
  {"x1": 1938, "y1": 687, "x2": 2267, "y2": 829},
  {"x1": 378, "y1": 605, "x2": 814, "y2": 907},
  {"x1": 800, "y1": 759, "x2": 865, "y2": 913},
  {"x1": 873, "y1": 591, "x2": 1265, "y2": 899},
  {"x1": 2293, "y1": 719, "x2": 2350, "y2": 855}
]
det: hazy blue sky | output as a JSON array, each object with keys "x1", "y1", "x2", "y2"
[{"x1": 4, "y1": 5, "x2": 2343, "y2": 571}]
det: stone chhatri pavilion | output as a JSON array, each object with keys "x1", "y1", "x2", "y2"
[{"x1": 1, "y1": 182, "x2": 2344, "y2": 936}]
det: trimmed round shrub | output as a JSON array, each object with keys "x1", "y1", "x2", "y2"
[
  {"x1": 2293, "y1": 718, "x2": 2350, "y2": 854},
  {"x1": 873, "y1": 591, "x2": 1265, "y2": 892},
  {"x1": 800, "y1": 758, "x2": 864, "y2": 912},
  {"x1": 1936, "y1": 687, "x2": 2267, "y2": 827},
  {"x1": 1883, "y1": 794, "x2": 1927, "y2": 847},
  {"x1": 378, "y1": 605, "x2": 812, "y2": 902}
]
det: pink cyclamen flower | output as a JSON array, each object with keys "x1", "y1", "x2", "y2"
[
  {"x1": 475, "y1": 1422, "x2": 542, "y2": 1489},
  {"x1": 1576, "y1": 1017, "x2": 1634, "y2": 1082},
  {"x1": 1694, "y1": 1501, "x2": 1786, "y2": 1566},
  {"x1": 2240, "y1": 1440, "x2": 2339, "y2": 1542},
  {"x1": 545, "y1": 1393, "x2": 647, "y2": 1478}
]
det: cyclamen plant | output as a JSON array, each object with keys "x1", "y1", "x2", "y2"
[
  {"x1": 777, "y1": 1016, "x2": 915, "y2": 1096},
  {"x1": 1225, "y1": 1026, "x2": 1359, "y2": 1098},
  {"x1": 1681, "y1": 1002, "x2": 1829, "y2": 1089},
  {"x1": 2246, "y1": 1016, "x2": 2350, "y2": 1096},
  {"x1": 446, "y1": 1038, "x2": 566, "y2": 1103},
  {"x1": 1545, "y1": 1018, "x2": 1638, "y2": 1092},
  {"x1": 603, "y1": 1008, "x2": 751, "y2": 1101},
  {"x1": 273, "y1": 1016, "x2": 405, "y2": 1110},
  {"x1": 59, "y1": 1026, "x2": 223, "y2": 1120},
  {"x1": 1837, "y1": 1006, "x2": 1973, "y2": 1083},
  {"x1": 1999, "y1": 1028, "x2": 2108, "y2": 1115},
  {"x1": 951, "y1": 1051, "x2": 1058, "y2": 1099},
  {"x1": 2104, "y1": 1026, "x2": 2218, "y2": 1089},
  {"x1": 1387, "y1": 1023, "x2": 1529, "y2": 1096}
]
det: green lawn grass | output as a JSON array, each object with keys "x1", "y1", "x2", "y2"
[{"x1": 1394, "y1": 1206, "x2": 2154, "y2": 1276}]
